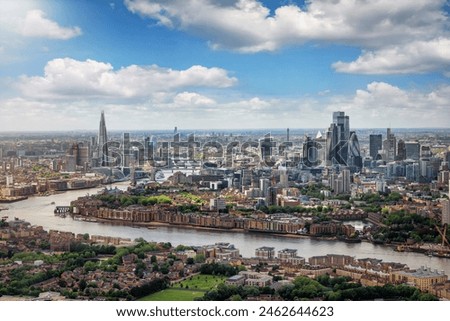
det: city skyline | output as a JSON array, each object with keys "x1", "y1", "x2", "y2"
[{"x1": 0, "y1": 0, "x2": 450, "y2": 131}]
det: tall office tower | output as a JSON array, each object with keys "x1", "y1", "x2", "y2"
[
  {"x1": 172, "y1": 133, "x2": 180, "y2": 161},
  {"x1": 329, "y1": 170, "x2": 351, "y2": 195},
  {"x1": 406, "y1": 163, "x2": 420, "y2": 181},
  {"x1": 333, "y1": 111, "x2": 350, "y2": 139},
  {"x1": 187, "y1": 134, "x2": 196, "y2": 160},
  {"x1": 341, "y1": 168, "x2": 351, "y2": 194},
  {"x1": 78, "y1": 144, "x2": 89, "y2": 167},
  {"x1": 279, "y1": 168, "x2": 288, "y2": 188},
  {"x1": 67, "y1": 142, "x2": 90, "y2": 168},
  {"x1": 241, "y1": 169, "x2": 252, "y2": 187},
  {"x1": 347, "y1": 131, "x2": 362, "y2": 169},
  {"x1": 326, "y1": 111, "x2": 360, "y2": 169},
  {"x1": 266, "y1": 187, "x2": 278, "y2": 206},
  {"x1": 443, "y1": 182, "x2": 450, "y2": 225},
  {"x1": 97, "y1": 111, "x2": 109, "y2": 166},
  {"x1": 397, "y1": 139, "x2": 406, "y2": 161},
  {"x1": 287, "y1": 128, "x2": 290, "y2": 142},
  {"x1": 260, "y1": 178, "x2": 270, "y2": 197},
  {"x1": 260, "y1": 133, "x2": 275, "y2": 161},
  {"x1": 405, "y1": 141, "x2": 420, "y2": 160},
  {"x1": 144, "y1": 137, "x2": 153, "y2": 164},
  {"x1": 161, "y1": 142, "x2": 170, "y2": 165},
  {"x1": 303, "y1": 136, "x2": 318, "y2": 167},
  {"x1": 326, "y1": 112, "x2": 349, "y2": 165},
  {"x1": 369, "y1": 134, "x2": 382, "y2": 160},
  {"x1": 383, "y1": 128, "x2": 396, "y2": 161},
  {"x1": 122, "y1": 133, "x2": 130, "y2": 167}
]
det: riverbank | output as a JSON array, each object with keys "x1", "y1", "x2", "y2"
[
  {"x1": 74, "y1": 214, "x2": 372, "y2": 245},
  {"x1": 5, "y1": 186, "x2": 449, "y2": 276},
  {"x1": 0, "y1": 196, "x2": 28, "y2": 203}
]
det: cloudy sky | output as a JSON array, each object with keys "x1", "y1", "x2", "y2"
[{"x1": 0, "y1": 0, "x2": 449, "y2": 131}]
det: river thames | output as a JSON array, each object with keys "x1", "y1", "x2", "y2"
[{"x1": 3, "y1": 183, "x2": 449, "y2": 275}]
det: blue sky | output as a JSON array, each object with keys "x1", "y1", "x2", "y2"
[{"x1": 0, "y1": 0, "x2": 449, "y2": 131}]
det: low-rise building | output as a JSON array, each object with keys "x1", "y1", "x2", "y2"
[
  {"x1": 255, "y1": 246, "x2": 275, "y2": 260},
  {"x1": 390, "y1": 266, "x2": 447, "y2": 291}
]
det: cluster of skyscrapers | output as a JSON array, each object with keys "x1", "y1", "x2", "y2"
[
  {"x1": 61, "y1": 110, "x2": 449, "y2": 189},
  {"x1": 368, "y1": 129, "x2": 447, "y2": 183}
]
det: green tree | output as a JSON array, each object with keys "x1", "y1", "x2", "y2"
[
  {"x1": 195, "y1": 254, "x2": 206, "y2": 263},
  {"x1": 79, "y1": 279, "x2": 87, "y2": 291}
]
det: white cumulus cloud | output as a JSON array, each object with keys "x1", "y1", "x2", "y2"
[
  {"x1": 124, "y1": 0, "x2": 450, "y2": 75},
  {"x1": 21, "y1": 9, "x2": 82, "y2": 39},
  {"x1": 327, "y1": 82, "x2": 450, "y2": 127},
  {"x1": 2, "y1": 80, "x2": 449, "y2": 130},
  {"x1": 173, "y1": 92, "x2": 216, "y2": 107},
  {"x1": 17, "y1": 58, "x2": 238, "y2": 100},
  {"x1": 333, "y1": 38, "x2": 450, "y2": 75}
]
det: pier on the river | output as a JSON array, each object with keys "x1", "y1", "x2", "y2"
[{"x1": 54, "y1": 206, "x2": 71, "y2": 216}]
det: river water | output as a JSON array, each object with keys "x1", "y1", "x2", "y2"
[{"x1": 3, "y1": 183, "x2": 449, "y2": 275}]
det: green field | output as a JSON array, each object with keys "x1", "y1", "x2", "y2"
[
  {"x1": 139, "y1": 275, "x2": 227, "y2": 301},
  {"x1": 139, "y1": 288, "x2": 205, "y2": 301},
  {"x1": 173, "y1": 275, "x2": 227, "y2": 290}
]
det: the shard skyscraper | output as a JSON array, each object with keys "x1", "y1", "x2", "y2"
[{"x1": 97, "y1": 111, "x2": 109, "y2": 166}]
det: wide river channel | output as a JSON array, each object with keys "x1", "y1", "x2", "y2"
[{"x1": 3, "y1": 183, "x2": 449, "y2": 275}]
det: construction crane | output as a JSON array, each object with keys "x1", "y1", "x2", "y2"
[{"x1": 435, "y1": 223, "x2": 449, "y2": 247}]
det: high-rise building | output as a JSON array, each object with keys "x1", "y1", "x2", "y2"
[
  {"x1": 397, "y1": 139, "x2": 406, "y2": 161},
  {"x1": 302, "y1": 136, "x2": 318, "y2": 167},
  {"x1": 445, "y1": 151, "x2": 450, "y2": 164},
  {"x1": 420, "y1": 145, "x2": 432, "y2": 158},
  {"x1": 326, "y1": 112, "x2": 349, "y2": 165},
  {"x1": 443, "y1": 200, "x2": 450, "y2": 225},
  {"x1": 260, "y1": 178, "x2": 270, "y2": 197},
  {"x1": 67, "y1": 142, "x2": 90, "y2": 170},
  {"x1": 241, "y1": 169, "x2": 252, "y2": 187},
  {"x1": 341, "y1": 169, "x2": 351, "y2": 194},
  {"x1": 347, "y1": 131, "x2": 362, "y2": 169},
  {"x1": 369, "y1": 134, "x2": 382, "y2": 160},
  {"x1": 405, "y1": 162, "x2": 420, "y2": 181},
  {"x1": 122, "y1": 132, "x2": 130, "y2": 167},
  {"x1": 260, "y1": 133, "x2": 275, "y2": 164},
  {"x1": 325, "y1": 111, "x2": 360, "y2": 170},
  {"x1": 405, "y1": 141, "x2": 420, "y2": 160},
  {"x1": 383, "y1": 128, "x2": 396, "y2": 162},
  {"x1": 266, "y1": 187, "x2": 278, "y2": 206},
  {"x1": 329, "y1": 169, "x2": 351, "y2": 195},
  {"x1": 443, "y1": 198, "x2": 450, "y2": 225},
  {"x1": 279, "y1": 168, "x2": 288, "y2": 188},
  {"x1": 97, "y1": 111, "x2": 109, "y2": 167}
]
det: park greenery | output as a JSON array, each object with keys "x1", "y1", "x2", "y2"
[
  {"x1": 141, "y1": 275, "x2": 228, "y2": 301},
  {"x1": 197, "y1": 274, "x2": 438, "y2": 301},
  {"x1": 179, "y1": 192, "x2": 205, "y2": 205},
  {"x1": 96, "y1": 194, "x2": 172, "y2": 207},
  {"x1": 372, "y1": 209, "x2": 442, "y2": 243}
]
